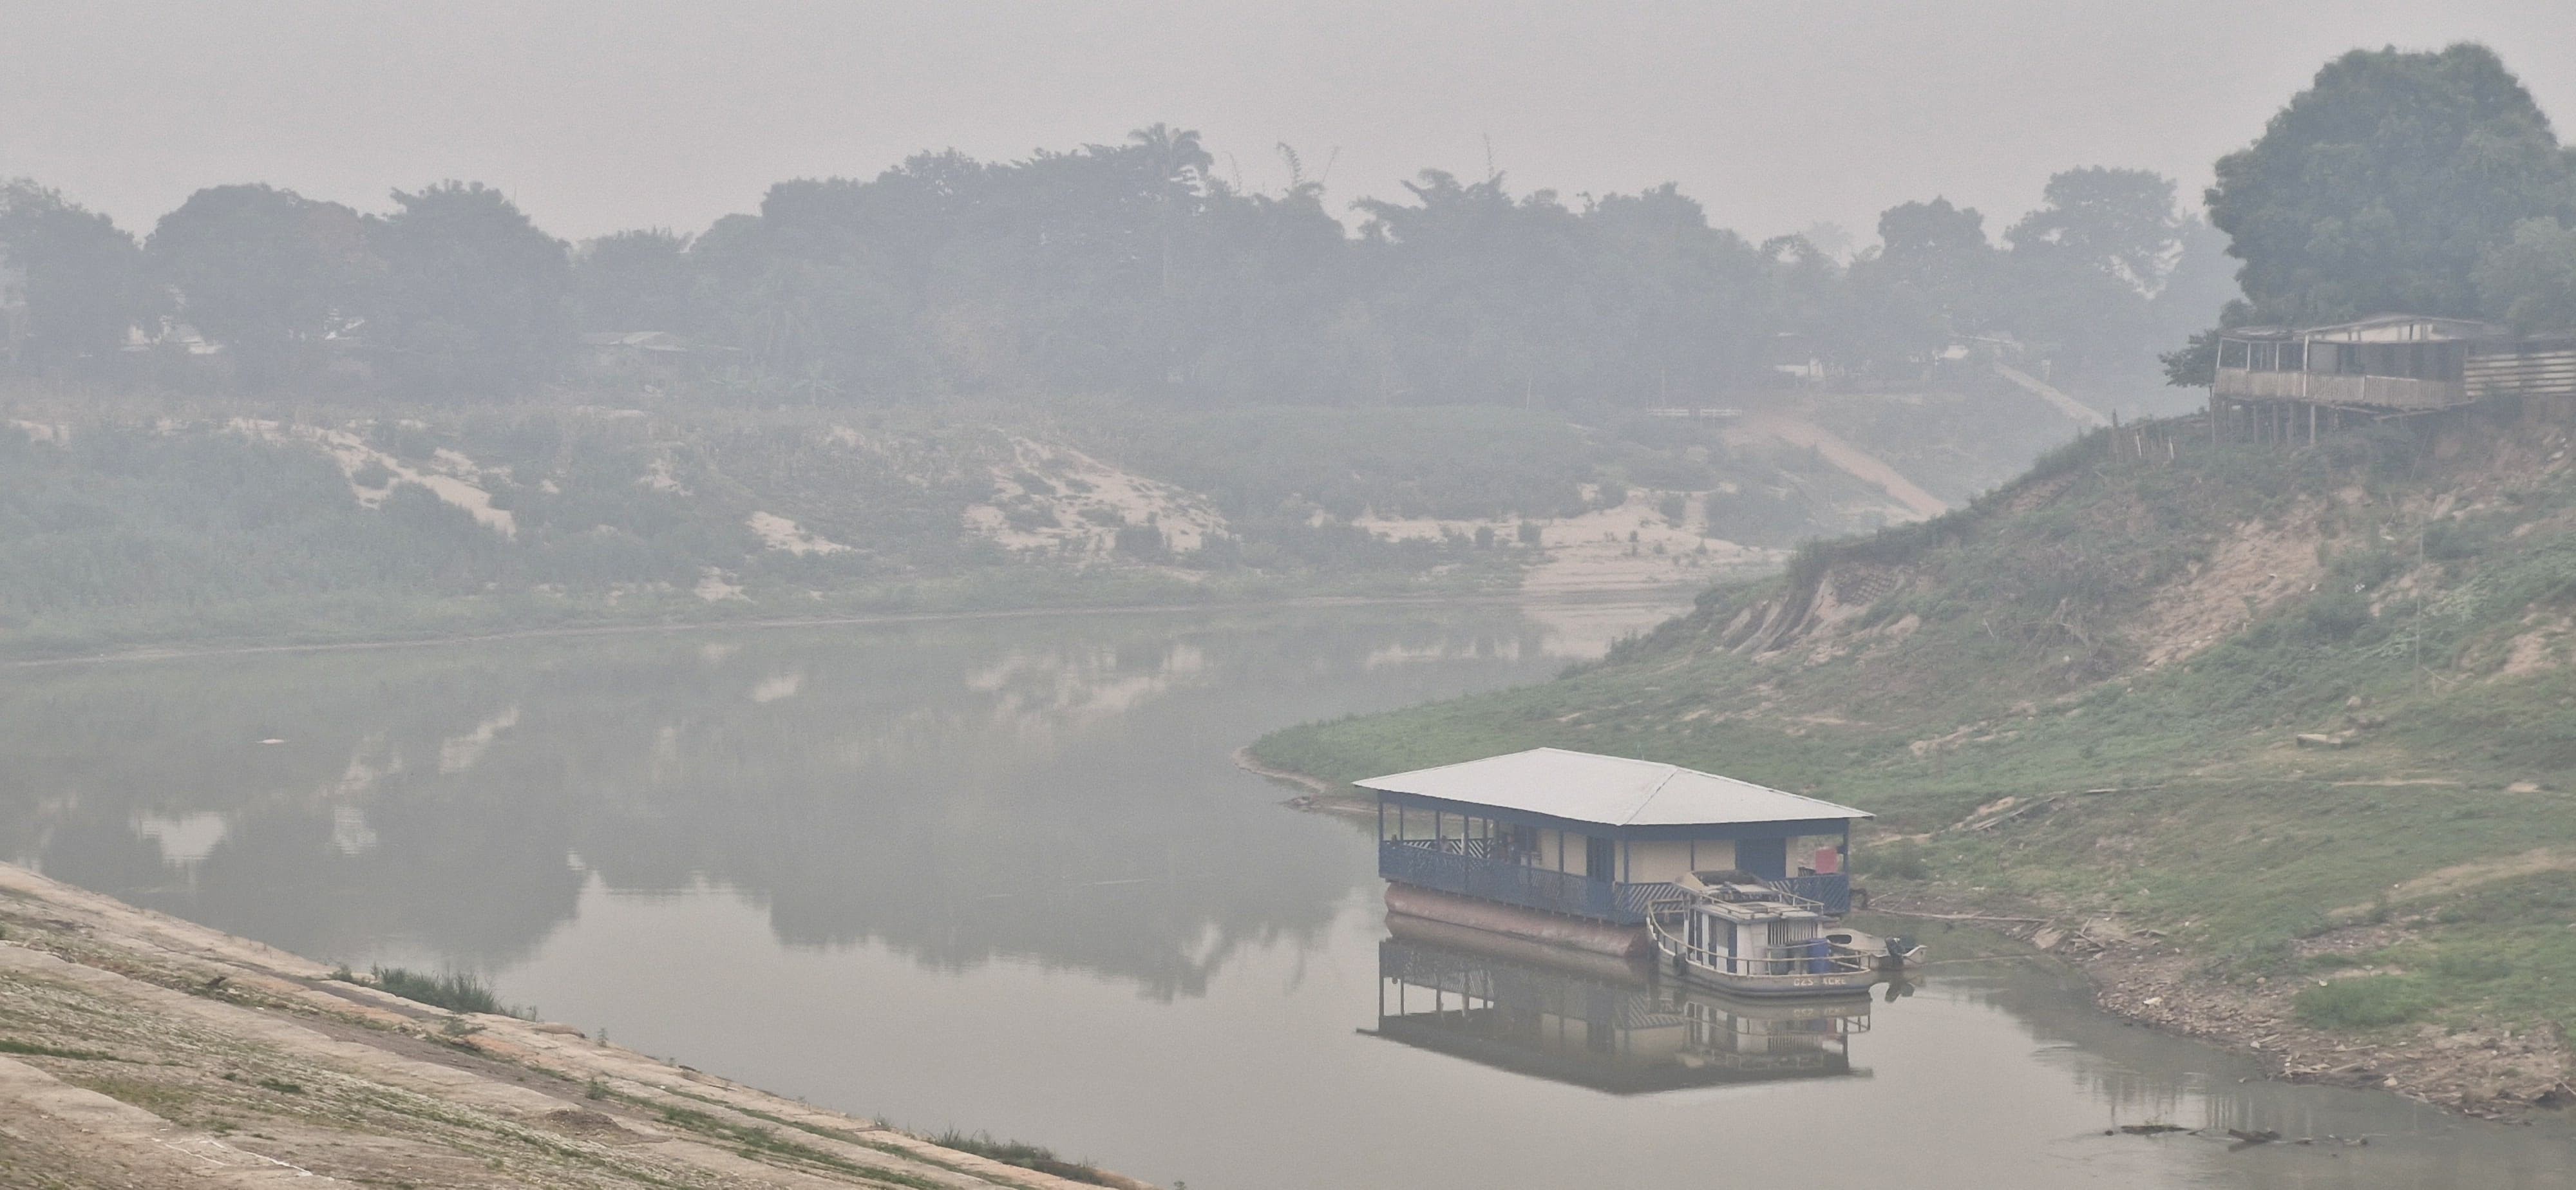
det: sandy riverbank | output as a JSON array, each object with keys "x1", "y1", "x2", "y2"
[{"x1": 0, "y1": 862, "x2": 1153, "y2": 1190}]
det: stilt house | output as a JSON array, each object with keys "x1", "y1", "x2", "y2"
[{"x1": 2212, "y1": 315, "x2": 2576, "y2": 439}]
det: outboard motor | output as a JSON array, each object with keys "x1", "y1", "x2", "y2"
[{"x1": 1885, "y1": 935, "x2": 1922, "y2": 970}]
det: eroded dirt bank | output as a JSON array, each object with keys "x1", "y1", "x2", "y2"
[{"x1": 0, "y1": 863, "x2": 1151, "y2": 1190}]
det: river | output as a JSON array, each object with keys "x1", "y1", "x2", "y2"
[{"x1": 3, "y1": 600, "x2": 2571, "y2": 1188}]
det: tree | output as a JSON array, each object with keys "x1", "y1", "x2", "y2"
[
  {"x1": 1354, "y1": 171, "x2": 1594, "y2": 403},
  {"x1": 147, "y1": 184, "x2": 372, "y2": 384},
  {"x1": 365, "y1": 182, "x2": 573, "y2": 396},
  {"x1": 1874, "y1": 197, "x2": 1994, "y2": 288},
  {"x1": 2474, "y1": 217, "x2": 2576, "y2": 333},
  {"x1": 1840, "y1": 198, "x2": 1995, "y2": 367},
  {"x1": 2006, "y1": 168, "x2": 2183, "y2": 292},
  {"x1": 571, "y1": 229, "x2": 699, "y2": 333},
  {"x1": 0, "y1": 180, "x2": 151, "y2": 373},
  {"x1": 2000, "y1": 169, "x2": 2188, "y2": 380},
  {"x1": 2150, "y1": 218, "x2": 2249, "y2": 386},
  {"x1": 2207, "y1": 43, "x2": 2576, "y2": 323}
]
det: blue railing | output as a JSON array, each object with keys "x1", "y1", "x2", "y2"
[
  {"x1": 1381, "y1": 840, "x2": 1676, "y2": 924},
  {"x1": 1769, "y1": 874, "x2": 1852, "y2": 916},
  {"x1": 1381, "y1": 840, "x2": 1852, "y2": 920}
]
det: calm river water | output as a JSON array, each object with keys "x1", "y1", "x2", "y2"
[{"x1": 5, "y1": 601, "x2": 2572, "y2": 1188}]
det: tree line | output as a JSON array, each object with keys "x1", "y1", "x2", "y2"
[
  {"x1": 51, "y1": 39, "x2": 2576, "y2": 408},
  {"x1": 0, "y1": 137, "x2": 2225, "y2": 405}
]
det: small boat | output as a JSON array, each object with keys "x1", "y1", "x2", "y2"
[{"x1": 1647, "y1": 871, "x2": 1922, "y2": 996}]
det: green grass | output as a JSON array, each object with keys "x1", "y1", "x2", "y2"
[
  {"x1": 0, "y1": 1038, "x2": 120, "y2": 1061},
  {"x1": 2295, "y1": 976, "x2": 2432, "y2": 1030},
  {"x1": 339, "y1": 966, "x2": 525, "y2": 1017},
  {"x1": 639, "y1": 1102, "x2": 949, "y2": 1190},
  {"x1": 927, "y1": 1129, "x2": 1113, "y2": 1185}
]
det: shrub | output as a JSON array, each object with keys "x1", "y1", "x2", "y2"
[
  {"x1": 928, "y1": 1131, "x2": 1112, "y2": 1185},
  {"x1": 2293, "y1": 975, "x2": 2429, "y2": 1029},
  {"x1": 1856, "y1": 840, "x2": 1929, "y2": 881},
  {"x1": 2301, "y1": 590, "x2": 2374, "y2": 641},
  {"x1": 343, "y1": 965, "x2": 518, "y2": 1016}
]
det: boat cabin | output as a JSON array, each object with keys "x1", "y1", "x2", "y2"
[
  {"x1": 1359, "y1": 748, "x2": 1873, "y2": 923},
  {"x1": 1659, "y1": 872, "x2": 1850, "y2": 976}
]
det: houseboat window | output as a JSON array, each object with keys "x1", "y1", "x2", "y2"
[
  {"x1": 2250, "y1": 341, "x2": 2276, "y2": 371},
  {"x1": 2280, "y1": 341, "x2": 2305, "y2": 370},
  {"x1": 2219, "y1": 339, "x2": 2248, "y2": 368}
]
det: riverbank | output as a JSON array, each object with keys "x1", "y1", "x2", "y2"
[
  {"x1": 0, "y1": 862, "x2": 1151, "y2": 1189},
  {"x1": 1269, "y1": 748, "x2": 2576, "y2": 1121},
  {"x1": 1242, "y1": 411, "x2": 2576, "y2": 1123},
  {"x1": 1862, "y1": 885, "x2": 2574, "y2": 1120},
  {"x1": 4, "y1": 578, "x2": 1714, "y2": 671}
]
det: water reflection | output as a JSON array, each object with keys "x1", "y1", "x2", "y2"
[
  {"x1": 0, "y1": 607, "x2": 1578, "y2": 996},
  {"x1": 1372, "y1": 921, "x2": 1873, "y2": 1093},
  {"x1": 7, "y1": 602, "x2": 2576, "y2": 1188}
]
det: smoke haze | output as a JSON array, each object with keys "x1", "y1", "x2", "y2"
[{"x1": 8, "y1": 1, "x2": 2575, "y2": 241}]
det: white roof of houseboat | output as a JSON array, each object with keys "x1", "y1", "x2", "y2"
[{"x1": 1356, "y1": 748, "x2": 1871, "y2": 827}]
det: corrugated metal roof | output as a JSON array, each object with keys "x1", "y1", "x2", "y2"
[{"x1": 1356, "y1": 748, "x2": 1871, "y2": 828}]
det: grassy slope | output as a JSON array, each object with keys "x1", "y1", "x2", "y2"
[{"x1": 1256, "y1": 404, "x2": 2576, "y2": 1035}]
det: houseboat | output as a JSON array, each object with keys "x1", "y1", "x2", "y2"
[{"x1": 1360, "y1": 747, "x2": 1916, "y2": 992}]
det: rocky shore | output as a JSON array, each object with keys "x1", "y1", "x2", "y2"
[
  {"x1": 1870, "y1": 888, "x2": 2575, "y2": 1120},
  {"x1": 0, "y1": 862, "x2": 1153, "y2": 1190}
]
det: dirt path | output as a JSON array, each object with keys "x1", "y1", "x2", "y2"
[
  {"x1": 0, "y1": 862, "x2": 1152, "y2": 1190},
  {"x1": 1739, "y1": 412, "x2": 1951, "y2": 520},
  {"x1": 1994, "y1": 363, "x2": 2114, "y2": 429}
]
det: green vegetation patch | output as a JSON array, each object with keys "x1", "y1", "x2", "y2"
[
  {"x1": 2295, "y1": 976, "x2": 2433, "y2": 1030},
  {"x1": 0, "y1": 1038, "x2": 121, "y2": 1061},
  {"x1": 338, "y1": 965, "x2": 523, "y2": 1017},
  {"x1": 927, "y1": 1129, "x2": 1114, "y2": 1185}
]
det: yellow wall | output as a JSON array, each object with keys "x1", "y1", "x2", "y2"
[{"x1": 1622, "y1": 838, "x2": 1736, "y2": 882}]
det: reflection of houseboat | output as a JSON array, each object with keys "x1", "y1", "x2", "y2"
[
  {"x1": 1361, "y1": 750, "x2": 1907, "y2": 991},
  {"x1": 1646, "y1": 872, "x2": 1922, "y2": 996},
  {"x1": 1368, "y1": 920, "x2": 1871, "y2": 1093}
]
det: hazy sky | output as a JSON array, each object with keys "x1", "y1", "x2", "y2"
[{"x1": 6, "y1": 1, "x2": 2575, "y2": 247}]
